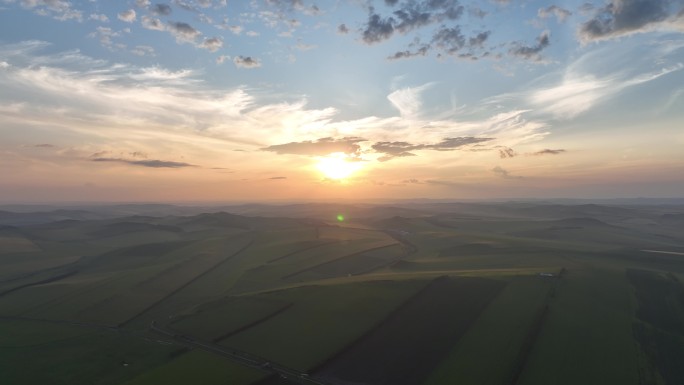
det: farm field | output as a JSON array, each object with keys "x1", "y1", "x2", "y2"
[{"x1": 0, "y1": 201, "x2": 683, "y2": 384}]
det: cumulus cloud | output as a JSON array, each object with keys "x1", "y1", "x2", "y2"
[
  {"x1": 167, "y1": 21, "x2": 201, "y2": 42},
  {"x1": 337, "y1": 23, "x2": 349, "y2": 34},
  {"x1": 538, "y1": 5, "x2": 571, "y2": 22},
  {"x1": 131, "y1": 45, "x2": 155, "y2": 56},
  {"x1": 579, "y1": 0, "x2": 684, "y2": 42},
  {"x1": 233, "y1": 55, "x2": 262, "y2": 68},
  {"x1": 118, "y1": 9, "x2": 136, "y2": 23},
  {"x1": 509, "y1": 30, "x2": 550, "y2": 61},
  {"x1": 262, "y1": 137, "x2": 365, "y2": 156},
  {"x1": 17, "y1": 0, "x2": 82, "y2": 21},
  {"x1": 89, "y1": 13, "x2": 109, "y2": 22},
  {"x1": 491, "y1": 165, "x2": 521, "y2": 179},
  {"x1": 141, "y1": 15, "x2": 165, "y2": 30},
  {"x1": 151, "y1": 3, "x2": 172, "y2": 15},
  {"x1": 361, "y1": 1, "x2": 464, "y2": 44},
  {"x1": 200, "y1": 37, "x2": 223, "y2": 52}
]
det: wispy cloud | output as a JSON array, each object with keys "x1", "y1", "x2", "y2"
[
  {"x1": 262, "y1": 137, "x2": 365, "y2": 156},
  {"x1": 91, "y1": 157, "x2": 195, "y2": 168},
  {"x1": 530, "y1": 148, "x2": 566, "y2": 156}
]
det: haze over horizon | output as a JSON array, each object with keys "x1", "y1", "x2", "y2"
[{"x1": 1, "y1": 0, "x2": 683, "y2": 202}]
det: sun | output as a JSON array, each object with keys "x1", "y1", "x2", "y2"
[{"x1": 316, "y1": 153, "x2": 361, "y2": 180}]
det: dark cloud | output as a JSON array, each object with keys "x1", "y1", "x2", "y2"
[
  {"x1": 432, "y1": 26, "x2": 466, "y2": 54},
  {"x1": 538, "y1": 5, "x2": 571, "y2": 22},
  {"x1": 579, "y1": 0, "x2": 680, "y2": 42},
  {"x1": 373, "y1": 137, "x2": 494, "y2": 161},
  {"x1": 91, "y1": 158, "x2": 195, "y2": 168},
  {"x1": 468, "y1": 31, "x2": 491, "y2": 48},
  {"x1": 262, "y1": 137, "x2": 365, "y2": 156},
  {"x1": 387, "y1": 44, "x2": 429, "y2": 60},
  {"x1": 385, "y1": 0, "x2": 400, "y2": 6},
  {"x1": 429, "y1": 137, "x2": 494, "y2": 150},
  {"x1": 167, "y1": 21, "x2": 201, "y2": 41},
  {"x1": 498, "y1": 147, "x2": 517, "y2": 158},
  {"x1": 362, "y1": 9, "x2": 395, "y2": 44},
  {"x1": 151, "y1": 3, "x2": 172, "y2": 15},
  {"x1": 33, "y1": 143, "x2": 56, "y2": 148},
  {"x1": 233, "y1": 56, "x2": 262, "y2": 68},
  {"x1": 337, "y1": 23, "x2": 349, "y2": 34},
  {"x1": 492, "y1": 165, "x2": 522, "y2": 179},
  {"x1": 509, "y1": 30, "x2": 550, "y2": 61},
  {"x1": 388, "y1": 28, "x2": 491, "y2": 60},
  {"x1": 372, "y1": 141, "x2": 419, "y2": 161},
  {"x1": 530, "y1": 149, "x2": 567, "y2": 155},
  {"x1": 361, "y1": 1, "x2": 464, "y2": 44}
]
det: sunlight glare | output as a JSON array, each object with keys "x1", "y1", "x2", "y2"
[{"x1": 316, "y1": 153, "x2": 361, "y2": 180}]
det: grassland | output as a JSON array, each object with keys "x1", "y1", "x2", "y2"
[{"x1": 0, "y1": 202, "x2": 683, "y2": 385}]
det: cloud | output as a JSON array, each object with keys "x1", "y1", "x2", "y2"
[
  {"x1": 362, "y1": 9, "x2": 395, "y2": 44},
  {"x1": 538, "y1": 5, "x2": 571, "y2": 22},
  {"x1": 167, "y1": 21, "x2": 201, "y2": 42},
  {"x1": 372, "y1": 141, "x2": 419, "y2": 161},
  {"x1": 200, "y1": 37, "x2": 223, "y2": 52},
  {"x1": 141, "y1": 15, "x2": 165, "y2": 30},
  {"x1": 91, "y1": 157, "x2": 195, "y2": 168},
  {"x1": 528, "y1": 60, "x2": 684, "y2": 118},
  {"x1": 432, "y1": 26, "x2": 466, "y2": 54},
  {"x1": 498, "y1": 147, "x2": 517, "y2": 158},
  {"x1": 337, "y1": 23, "x2": 349, "y2": 34},
  {"x1": 269, "y1": 176, "x2": 287, "y2": 179},
  {"x1": 233, "y1": 55, "x2": 262, "y2": 68},
  {"x1": 89, "y1": 13, "x2": 109, "y2": 22},
  {"x1": 491, "y1": 165, "x2": 521, "y2": 179},
  {"x1": 151, "y1": 3, "x2": 172, "y2": 15},
  {"x1": 118, "y1": 9, "x2": 137, "y2": 23},
  {"x1": 373, "y1": 137, "x2": 494, "y2": 161},
  {"x1": 18, "y1": 0, "x2": 82, "y2": 21},
  {"x1": 579, "y1": 0, "x2": 684, "y2": 42},
  {"x1": 530, "y1": 149, "x2": 566, "y2": 155},
  {"x1": 387, "y1": 83, "x2": 432, "y2": 118},
  {"x1": 387, "y1": 28, "x2": 491, "y2": 60},
  {"x1": 131, "y1": 45, "x2": 155, "y2": 56},
  {"x1": 509, "y1": 30, "x2": 550, "y2": 61},
  {"x1": 361, "y1": 1, "x2": 465, "y2": 45},
  {"x1": 262, "y1": 137, "x2": 365, "y2": 156},
  {"x1": 0, "y1": 42, "x2": 550, "y2": 171}
]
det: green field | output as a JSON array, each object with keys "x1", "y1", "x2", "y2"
[{"x1": 0, "y1": 202, "x2": 683, "y2": 384}]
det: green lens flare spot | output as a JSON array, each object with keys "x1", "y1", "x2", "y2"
[{"x1": 337, "y1": 214, "x2": 345, "y2": 222}]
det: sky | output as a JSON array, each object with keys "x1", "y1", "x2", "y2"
[{"x1": 1, "y1": 0, "x2": 683, "y2": 203}]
